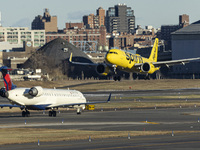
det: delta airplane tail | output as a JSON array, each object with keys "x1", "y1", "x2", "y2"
[
  {"x1": 149, "y1": 38, "x2": 159, "y2": 62},
  {"x1": 0, "y1": 66, "x2": 16, "y2": 91}
]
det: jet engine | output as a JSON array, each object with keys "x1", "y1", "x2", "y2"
[
  {"x1": 28, "y1": 86, "x2": 43, "y2": 97},
  {"x1": 141, "y1": 62, "x2": 151, "y2": 73},
  {"x1": 141, "y1": 62, "x2": 158, "y2": 74},
  {"x1": 96, "y1": 64, "x2": 110, "y2": 76},
  {"x1": 0, "y1": 87, "x2": 8, "y2": 97}
]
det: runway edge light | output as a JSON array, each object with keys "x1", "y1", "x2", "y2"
[
  {"x1": 89, "y1": 136, "x2": 91, "y2": 142},
  {"x1": 128, "y1": 133, "x2": 131, "y2": 139}
]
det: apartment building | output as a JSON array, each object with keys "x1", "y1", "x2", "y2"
[
  {"x1": 105, "y1": 3, "x2": 135, "y2": 33},
  {"x1": 0, "y1": 27, "x2": 45, "y2": 48},
  {"x1": 83, "y1": 7, "x2": 105, "y2": 29}
]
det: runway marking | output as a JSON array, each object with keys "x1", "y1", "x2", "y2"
[
  {"x1": 89, "y1": 140, "x2": 200, "y2": 150},
  {"x1": 0, "y1": 122, "x2": 147, "y2": 128}
]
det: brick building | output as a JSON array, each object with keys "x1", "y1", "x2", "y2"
[
  {"x1": 32, "y1": 8, "x2": 58, "y2": 33},
  {"x1": 109, "y1": 33, "x2": 134, "y2": 49},
  {"x1": 65, "y1": 22, "x2": 84, "y2": 29},
  {"x1": 46, "y1": 26, "x2": 107, "y2": 50},
  {"x1": 96, "y1": 7, "x2": 105, "y2": 27},
  {"x1": 83, "y1": 7, "x2": 105, "y2": 29},
  {"x1": 179, "y1": 14, "x2": 189, "y2": 28}
]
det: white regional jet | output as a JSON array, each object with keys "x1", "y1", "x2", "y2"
[{"x1": 0, "y1": 66, "x2": 111, "y2": 117}]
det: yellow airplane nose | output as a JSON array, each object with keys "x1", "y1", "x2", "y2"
[{"x1": 105, "y1": 54, "x2": 112, "y2": 63}]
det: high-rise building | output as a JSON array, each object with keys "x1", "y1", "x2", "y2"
[
  {"x1": 32, "y1": 8, "x2": 58, "y2": 33},
  {"x1": 105, "y1": 3, "x2": 135, "y2": 33},
  {"x1": 96, "y1": 7, "x2": 105, "y2": 27},
  {"x1": 83, "y1": 7, "x2": 105, "y2": 29},
  {"x1": 83, "y1": 14, "x2": 95, "y2": 28}
]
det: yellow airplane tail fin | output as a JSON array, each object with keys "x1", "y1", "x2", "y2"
[{"x1": 149, "y1": 38, "x2": 159, "y2": 62}]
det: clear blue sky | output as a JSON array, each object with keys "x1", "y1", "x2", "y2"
[{"x1": 1, "y1": 0, "x2": 200, "y2": 29}]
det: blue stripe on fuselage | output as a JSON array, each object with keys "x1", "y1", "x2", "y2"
[{"x1": 26, "y1": 104, "x2": 51, "y2": 110}]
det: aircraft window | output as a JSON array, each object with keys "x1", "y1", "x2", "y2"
[{"x1": 109, "y1": 52, "x2": 118, "y2": 54}]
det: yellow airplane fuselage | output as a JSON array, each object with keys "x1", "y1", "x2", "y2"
[{"x1": 105, "y1": 49, "x2": 160, "y2": 74}]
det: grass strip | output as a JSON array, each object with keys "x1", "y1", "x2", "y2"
[
  {"x1": 0, "y1": 101, "x2": 200, "y2": 113},
  {"x1": 0, "y1": 128, "x2": 199, "y2": 145},
  {"x1": 96, "y1": 101, "x2": 200, "y2": 109},
  {"x1": 1, "y1": 79, "x2": 200, "y2": 91}
]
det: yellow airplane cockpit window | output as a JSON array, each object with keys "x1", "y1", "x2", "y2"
[{"x1": 109, "y1": 52, "x2": 118, "y2": 54}]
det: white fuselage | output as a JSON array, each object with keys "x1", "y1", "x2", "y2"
[{"x1": 7, "y1": 88, "x2": 86, "y2": 110}]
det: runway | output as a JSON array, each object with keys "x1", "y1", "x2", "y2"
[{"x1": 0, "y1": 89, "x2": 200, "y2": 149}]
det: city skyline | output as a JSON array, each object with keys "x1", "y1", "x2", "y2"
[{"x1": 1, "y1": 0, "x2": 200, "y2": 29}]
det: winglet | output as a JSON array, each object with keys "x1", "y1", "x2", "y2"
[
  {"x1": 107, "y1": 93, "x2": 111, "y2": 103},
  {"x1": 69, "y1": 53, "x2": 72, "y2": 62}
]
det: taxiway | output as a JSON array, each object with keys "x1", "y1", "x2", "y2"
[{"x1": 0, "y1": 89, "x2": 200, "y2": 149}]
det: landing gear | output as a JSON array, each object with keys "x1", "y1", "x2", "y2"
[
  {"x1": 132, "y1": 73, "x2": 138, "y2": 80},
  {"x1": 145, "y1": 74, "x2": 150, "y2": 80},
  {"x1": 113, "y1": 75, "x2": 121, "y2": 81},
  {"x1": 49, "y1": 110, "x2": 57, "y2": 117},
  {"x1": 77, "y1": 107, "x2": 81, "y2": 115},
  {"x1": 22, "y1": 110, "x2": 30, "y2": 117}
]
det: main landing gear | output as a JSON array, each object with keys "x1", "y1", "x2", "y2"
[
  {"x1": 145, "y1": 74, "x2": 150, "y2": 80},
  {"x1": 49, "y1": 110, "x2": 57, "y2": 117},
  {"x1": 113, "y1": 75, "x2": 121, "y2": 81},
  {"x1": 22, "y1": 110, "x2": 30, "y2": 117}
]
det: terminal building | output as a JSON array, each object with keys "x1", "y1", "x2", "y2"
[{"x1": 159, "y1": 14, "x2": 189, "y2": 51}]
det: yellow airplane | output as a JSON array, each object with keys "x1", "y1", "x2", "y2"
[{"x1": 70, "y1": 38, "x2": 200, "y2": 81}]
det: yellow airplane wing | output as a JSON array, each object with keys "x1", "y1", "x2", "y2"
[
  {"x1": 69, "y1": 53, "x2": 96, "y2": 66},
  {"x1": 152, "y1": 57, "x2": 200, "y2": 67}
]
